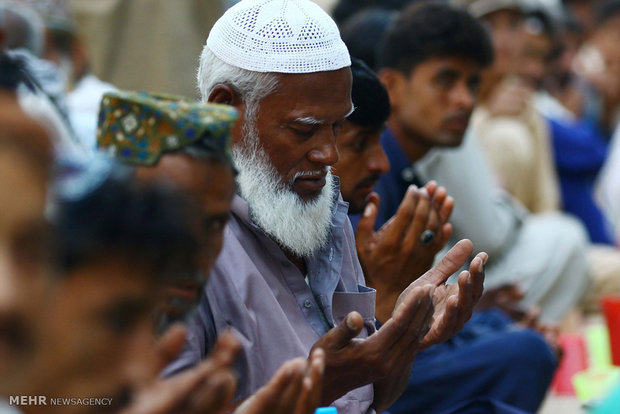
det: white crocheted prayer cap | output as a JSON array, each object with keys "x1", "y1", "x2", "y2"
[{"x1": 207, "y1": 0, "x2": 351, "y2": 73}]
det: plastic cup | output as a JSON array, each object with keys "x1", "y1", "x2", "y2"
[
  {"x1": 552, "y1": 334, "x2": 588, "y2": 395},
  {"x1": 601, "y1": 296, "x2": 620, "y2": 366},
  {"x1": 315, "y1": 408, "x2": 337, "y2": 414},
  {"x1": 586, "y1": 323, "x2": 613, "y2": 369},
  {"x1": 573, "y1": 367, "x2": 620, "y2": 402}
]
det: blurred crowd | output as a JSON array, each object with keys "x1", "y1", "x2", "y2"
[{"x1": 1, "y1": 0, "x2": 620, "y2": 413}]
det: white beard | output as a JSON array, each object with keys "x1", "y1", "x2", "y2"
[{"x1": 232, "y1": 125, "x2": 334, "y2": 258}]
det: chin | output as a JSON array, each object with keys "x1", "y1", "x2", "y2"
[{"x1": 437, "y1": 132, "x2": 466, "y2": 147}]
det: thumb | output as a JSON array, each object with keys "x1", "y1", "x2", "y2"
[
  {"x1": 422, "y1": 239, "x2": 473, "y2": 286},
  {"x1": 315, "y1": 312, "x2": 363, "y2": 351},
  {"x1": 355, "y1": 193, "x2": 380, "y2": 246}
]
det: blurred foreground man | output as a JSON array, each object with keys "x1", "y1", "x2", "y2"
[
  {"x1": 0, "y1": 148, "x2": 206, "y2": 414},
  {"x1": 0, "y1": 58, "x2": 54, "y2": 404},
  {"x1": 167, "y1": 0, "x2": 487, "y2": 412}
]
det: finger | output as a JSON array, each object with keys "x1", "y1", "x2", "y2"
[
  {"x1": 430, "y1": 185, "x2": 446, "y2": 212},
  {"x1": 434, "y1": 223, "x2": 453, "y2": 253},
  {"x1": 434, "y1": 293, "x2": 460, "y2": 341},
  {"x1": 189, "y1": 370, "x2": 237, "y2": 414},
  {"x1": 429, "y1": 188, "x2": 448, "y2": 237},
  {"x1": 386, "y1": 185, "x2": 420, "y2": 242},
  {"x1": 455, "y1": 270, "x2": 474, "y2": 328},
  {"x1": 421, "y1": 239, "x2": 473, "y2": 286},
  {"x1": 296, "y1": 349, "x2": 325, "y2": 414},
  {"x1": 125, "y1": 364, "x2": 211, "y2": 414},
  {"x1": 274, "y1": 359, "x2": 306, "y2": 413},
  {"x1": 439, "y1": 195, "x2": 454, "y2": 224},
  {"x1": 237, "y1": 359, "x2": 305, "y2": 414},
  {"x1": 420, "y1": 209, "x2": 440, "y2": 250},
  {"x1": 391, "y1": 285, "x2": 435, "y2": 359},
  {"x1": 504, "y1": 282, "x2": 524, "y2": 301},
  {"x1": 308, "y1": 349, "x2": 325, "y2": 406},
  {"x1": 156, "y1": 323, "x2": 188, "y2": 368},
  {"x1": 355, "y1": 193, "x2": 380, "y2": 248},
  {"x1": 519, "y1": 306, "x2": 541, "y2": 328},
  {"x1": 381, "y1": 285, "x2": 435, "y2": 353},
  {"x1": 405, "y1": 284, "x2": 435, "y2": 342},
  {"x1": 424, "y1": 180, "x2": 438, "y2": 197},
  {"x1": 208, "y1": 329, "x2": 242, "y2": 368},
  {"x1": 402, "y1": 188, "x2": 431, "y2": 250},
  {"x1": 469, "y1": 253, "x2": 487, "y2": 302},
  {"x1": 313, "y1": 312, "x2": 363, "y2": 352}
]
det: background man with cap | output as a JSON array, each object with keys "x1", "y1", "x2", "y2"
[
  {"x1": 458, "y1": 0, "x2": 562, "y2": 214},
  {"x1": 334, "y1": 58, "x2": 456, "y2": 323},
  {"x1": 167, "y1": 0, "x2": 486, "y2": 412},
  {"x1": 335, "y1": 55, "x2": 557, "y2": 414}
]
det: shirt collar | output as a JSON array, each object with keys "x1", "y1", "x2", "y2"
[
  {"x1": 382, "y1": 127, "x2": 413, "y2": 175},
  {"x1": 381, "y1": 127, "x2": 425, "y2": 186}
]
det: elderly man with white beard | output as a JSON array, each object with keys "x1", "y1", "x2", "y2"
[{"x1": 164, "y1": 0, "x2": 487, "y2": 412}]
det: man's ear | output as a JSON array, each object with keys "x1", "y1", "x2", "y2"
[
  {"x1": 378, "y1": 69, "x2": 406, "y2": 112},
  {"x1": 208, "y1": 84, "x2": 242, "y2": 107},
  {"x1": 208, "y1": 85, "x2": 245, "y2": 144}
]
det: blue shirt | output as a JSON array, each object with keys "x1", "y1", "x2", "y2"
[
  {"x1": 548, "y1": 117, "x2": 615, "y2": 245},
  {"x1": 373, "y1": 128, "x2": 424, "y2": 229}
]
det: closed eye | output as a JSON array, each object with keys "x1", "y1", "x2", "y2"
[{"x1": 290, "y1": 125, "x2": 318, "y2": 138}]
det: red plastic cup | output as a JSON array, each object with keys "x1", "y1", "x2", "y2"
[
  {"x1": 601, "y1": 295, "x2": 620, "y2": 366},
  {"x1": 551, "y1": 334, "x2": 588, "y2": 395}
]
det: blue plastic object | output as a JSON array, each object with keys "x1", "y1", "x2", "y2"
[{"x1": 314, "y1": 408, "x2": 337, "y2": 414}]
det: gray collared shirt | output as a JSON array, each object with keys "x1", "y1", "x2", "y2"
[{"x1": 165, "y1": 186, "x2": 377, "y2": 414}]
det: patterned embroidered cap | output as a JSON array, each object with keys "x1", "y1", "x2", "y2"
[{"x1": 96, "y1": 91, "x2": 237, "y2": 166}]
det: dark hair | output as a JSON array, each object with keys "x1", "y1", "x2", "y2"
[
  {"x1": 348, "y1": 58, "x2": 391, "y2": 129},
  {"x1": 597, "y1": 0, "x2": 620, "y2": 24},
  {"x1": 0, "y1": 53, "x2": 22, "y2": 91},
  {"x1": 377, "y1": 2, "x2": 494, "y2": 74},
  {"x1": 174, "y1": 132, "x2": 237, "y2": 175},
  {"x1": 340, "y1": 8, "x2": 397, "y2": 70},
  {"x1": 53, "y1": 173, "x2": 200, "y2": 282},
  {"x1": 0, "y1": 52, "x2": 36, "y2": 92},
  {"x1": 333, "y1": 0, "x2": 416, "y2": 25}
]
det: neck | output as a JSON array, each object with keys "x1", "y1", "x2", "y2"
[
  {"x1": 478, "y1": 68, "x2": 502, "y2": 102},
  {"x1": 282, "y1": 247, "x2": 307, "y2": 275},
  {"x1": 386, "y1": 117, "x2": 433, "y2": 162}
]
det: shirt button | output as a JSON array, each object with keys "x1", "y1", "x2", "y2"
[
  {"x1": 304, "y1": 299, "x2": 313, "y2": 308},
  {"x1": 401, "y1": 167, "x2": 416, "y2": 183}
]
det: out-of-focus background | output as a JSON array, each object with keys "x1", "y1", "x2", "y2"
[{"x1": 67, "y1": 0, "x2": 336, "y2": 98}]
